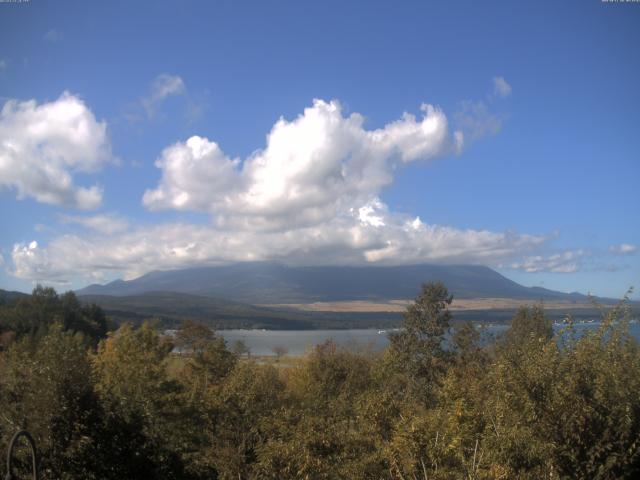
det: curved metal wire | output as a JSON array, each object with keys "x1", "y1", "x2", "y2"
[{"x1": 5, "y1": 430, "x2": 38, "y2": 480}]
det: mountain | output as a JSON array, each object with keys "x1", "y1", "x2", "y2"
[
  {"x1": 76, "y1": 291, "x2": 402, "y2": 330},
  {"x1": 0, "y1": 288, "x2": 29, "y2": 305},
  {"x1": 76, "y1": 263, "x2": 588, "y2": 304},
  {"x1": 78, "y1": 291, "x2": 316, "y2": 329}
]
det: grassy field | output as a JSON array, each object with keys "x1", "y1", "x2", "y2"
[{"x1": 262, "y1": 297, "x2": 617, "y2": 313}]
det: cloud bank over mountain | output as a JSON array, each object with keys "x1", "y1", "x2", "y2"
[
  {"x1": 7, "y1": 84, "x2": 629, "y2": 287},
  {"x1": 11, "y1": 215, "x2": 549, "y2": 285},
  {"x1": 6, "y1": 92, "x2": 558, "y2": 286}
]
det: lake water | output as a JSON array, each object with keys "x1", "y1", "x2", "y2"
[{"x1": 218, "y1": 321, "x2": 640, "y2": 356}]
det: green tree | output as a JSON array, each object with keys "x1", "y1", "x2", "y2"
[
  {"x1": 179, "y1": 323, "x2": 237, "y2": 401},
  {"x1": 231, "y1": 338, "x2": 251, "y2": 358},
  {"x1": 0, "y1": 286, "x2": 107, "y2": 346},
  {"x1": 481, "y1": 301, "x2": 640, "y2": 479},
  {"x1": 59, "y1": 291, "x2": 108, "y2": 345},
  {"x1": 203, "y1": 362, "x2": 284, "y2": 479},
  {"x1": 0, "y1": 325, "x2": 98, "y2": 479},
  {"x1": 387, "y1": 281, "x2": 453, "y2": 402},
  {"x1": 502, "y1": 304, "x2": 553, "y2": 348}
]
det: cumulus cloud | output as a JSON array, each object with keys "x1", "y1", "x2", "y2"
[
  {"x1": 142, "y1": 74, "x2": 186, "y2": 119},
  {"x1": 609, "y1": 243, "x2": 637, "y2": 255},
  {"x1": 509, "y1": 250, "x2": 587, "y2": 273},
  {"x1": 0, "y1": 92, "x2": 112, "y2": 208},
  {"x1": 144, "y1": 99, "x2": 462, "y2": 230},
  {"x1": 493, "y1": 76, "x2": 512, "y2": 98},
  {"x1": 6, "y1": 91, "x2": 549, "y2": 285},
  {"x1": 58, "y1": 214, "x2": 129, "y2": 235}
]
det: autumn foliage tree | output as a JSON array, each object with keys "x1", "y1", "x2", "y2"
[{"x1": 1, "y1": 286, "x2": 639, "y2": 479}]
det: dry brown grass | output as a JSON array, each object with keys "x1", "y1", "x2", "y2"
[{"x1": 262, "y1": 298, "x2": 604, "y2": 313}]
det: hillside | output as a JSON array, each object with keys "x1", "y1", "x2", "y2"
[
  {"x1": 77, "y1": 263, "x2": 588, "y2": 304},
  {"x1": 76, "y1": 290, "x2": 630, "y2": 331},
  {"x1": 77, "y1": 291, "x2": 403, "y2": 330},
  {"x1": 0, "y1": 288, "x2": 29, "y2": 305}
]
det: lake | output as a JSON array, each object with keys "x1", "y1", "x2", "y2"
[{"x1": 218, "y1": 321, "x2": 640, "y2": 356}]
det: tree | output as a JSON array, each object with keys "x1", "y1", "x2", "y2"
[
  {"x1": 0, "y1": 287, "x2": 108, "y2": 346},
  {"x1": 272, "y1": 345, "x2": 289, "y2": 362},
  {"x1": 231, "y1": 339, "x2": 250, "y2": 358},
  {"x1": 0, "y1": 324, "x2": 100, "y2": 479},
  {"x1": 258, "y1": 341, "x2": 381, "y2": 479},
  {"x1": 206, "y1": 362, "x2": 284, "y2": 479},
  {"x1": 387, "y1": 281, "x2": 453, "y2": 402},
  {"x1": 60, "y1": 292, "x2": 108, "y2": 345},
  {"x1": 480, "y1": 299, "x2": 640, "y2": 478},
  {"x1": 182, "y1": 331, "x2": 237, "y2": 399},
  {"x1": 92, "y1": 322, "x2": 193, "y2": 479},
  {"x1": 174, "y1": 320, "x2": 215, "y2": 355},
  {"x1": 502, "y1": 304, "x2": 553, "y2": 348}
]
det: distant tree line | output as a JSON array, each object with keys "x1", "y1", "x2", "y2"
[{"x1": 0, "y1": 283, "x2": 638, "y2": 479}]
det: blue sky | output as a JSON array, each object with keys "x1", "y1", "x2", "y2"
[{"x1": 0, "y1": 0, "x2": 638, "y2": 299}]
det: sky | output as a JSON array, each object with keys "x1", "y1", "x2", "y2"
[{"x1": 0, "y1": 0, "x2": 638, "y2": 299}]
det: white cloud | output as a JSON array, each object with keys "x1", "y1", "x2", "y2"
[
  {"x1": 507, "y1": 244, "x2": 638, "y2": 274},
  {"x1": 9, "y1": 213, "x2": 547, "y2": 284},
  {"x1": 143, "y1": 135, "x2": 240, "y2": 213},
  {"x1": 6, "y1": 92, "x2": 549, "y2": 285},
  {"x1": 609, "y1": 243, "x2": 637, "y2": 255},
  {"x1": 0, "y1": 60, "x2": 6, "y2": 71},
  {"x1": 142, "y1": 74, "x2": 186, "y2": 118},
  {"x1": 453, "y1": 76, "x2": 511, "y2": 142},
  {"x1": 357, "y1": 198, "x2": 387, "y2": 228},
  {"x1": 151, "y1": 74, "x2": 185, "y2": 100},
  {"x1": 44, "y1": 29, "x2": 62, "y2": 43},
  {"x1": 144, "y1": 99, "x2": 462, "y2": 230},
  {"x1": 509, "y1": 250, "x2": 587, "y2": 273},
  {"x1": 58, "y1": 214, "x2": 129, "y2": 235},
  {"x1": 0, "y1": 92, "x2": 113, "y2": 209},
  {"x1": 493, "y1": 76, "x2": 512, "y2": 98},
  {"x1": 455, "y1": 100, "x2": 504, "y2": 141}
]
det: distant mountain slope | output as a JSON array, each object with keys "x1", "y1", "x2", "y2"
[
  {"x1": 0, "y1": 288, "x2": 29, "y2": 305},
  {"x1": 78, "y1": 290, "x2": 630, "y2": 331},
  {"x1": 77, "y1": 291, "x2": 402, "y2": 330},
  {"x1": 76, "y1": 263, "x2": 588, "y2": 304}
]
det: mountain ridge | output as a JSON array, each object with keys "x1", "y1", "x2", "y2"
[
  {"x1": 76, "y1": 262, "x2": 589, "y2": 304},
  {"x1": 0, "y1": 288, "x2": 29, "y2": 305}
]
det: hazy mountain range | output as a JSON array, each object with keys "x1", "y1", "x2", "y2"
[
  {"x1": 76, "y1": 263, "x2": 587, "y2": 304},
  {"x1": 67, "y1": 263, "x2": 612, "y2": 329},
  {"x1": 4, "y1": 264, "x2": 621, "y2": 330}
]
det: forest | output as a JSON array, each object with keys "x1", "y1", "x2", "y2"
[{"x1": 0, "y1": 283, "x2": 639, "y2": 479}]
